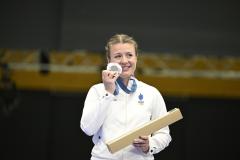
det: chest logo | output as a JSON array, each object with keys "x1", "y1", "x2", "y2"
[{"x1": 138, "y1": 93, "x2": 144, "y2": 104}]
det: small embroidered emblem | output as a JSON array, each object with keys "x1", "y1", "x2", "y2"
[{"x1": 138, "y1": 93, "x2": 144, "y2": 104}]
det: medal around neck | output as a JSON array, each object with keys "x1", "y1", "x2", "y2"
[{"x1": 107, "y1": 63, "x2": 122, "y2": 74}]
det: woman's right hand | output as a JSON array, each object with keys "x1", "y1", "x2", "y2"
[{"x1": 102, "y1": 70, "x2": 119, "y2": 94}]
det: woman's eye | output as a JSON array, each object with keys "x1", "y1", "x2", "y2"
[
  {"x1": 115, "y1": 55, "x2": 121, "y2": 58},
  {"x1": 127, "y1": 53, "x2": 133, "y2": 57}
]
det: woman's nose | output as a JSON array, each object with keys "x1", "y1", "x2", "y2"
[{"x1": 121, "y1": 56, "x2": 128, "y2": 63}]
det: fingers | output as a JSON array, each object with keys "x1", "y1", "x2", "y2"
[
  {"x1": 133, "y1": 137, "x2": 147, "y2": 147},
  {"x1": 133, "y1": 136, "x2": 150, "y2": 153},
  {"x1": 102, "y1": 70, "x2": 119, "y2": 94},
  {"x1": 139, "y1": 136, "x2": 149, "y2": 140},
  {"x1": 102, "y1": 70, "x2": 119, "y2": 81},
  {"x1": 133, "y1": 136, "x2": 148, "y2": 143},
  {"x1": 108, "y1": 71, "x2": 118, "y2": 79},
  {"x1": 133, "y1": 141, "x2": 146, "y2": 147}
]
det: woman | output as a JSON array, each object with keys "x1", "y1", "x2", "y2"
[{"x1": 80, "y1": 34, "x2": 171, "y2": 160}]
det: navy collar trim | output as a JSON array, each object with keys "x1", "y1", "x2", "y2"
[{"x1": 114, "y1": 77, "x2": 137, "y2": 95}]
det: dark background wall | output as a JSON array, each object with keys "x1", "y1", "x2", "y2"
[
  {"x1": 0, "y1": 0, "x2": 240, "y2": 160},
  {"x1": 0, "y1": 0, "x2": 239, "y2": 55}
]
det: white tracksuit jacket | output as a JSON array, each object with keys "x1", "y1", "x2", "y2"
[{"x1": 80, "y1": 78, "x2": 171, "y2": 160}]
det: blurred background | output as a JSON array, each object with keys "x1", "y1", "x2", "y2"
[{"x1": 0, "y1": 0, "x2": 240, "y2": 160}]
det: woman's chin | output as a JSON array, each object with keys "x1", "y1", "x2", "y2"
[{"x1": 120, "y1": 72, "x2": 132, "y2": 79}]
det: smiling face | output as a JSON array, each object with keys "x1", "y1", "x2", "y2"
[{"x1": 108, "y1": 43, "x2": 137, "y2": 80}]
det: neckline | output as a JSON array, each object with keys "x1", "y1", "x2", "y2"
[{"x1": 114, "y1": 77, "x2": 137, "y2": 95}]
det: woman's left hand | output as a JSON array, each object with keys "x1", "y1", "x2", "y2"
[{"x1": 133, "y1": 136, "x2": 149, "y2": 153}]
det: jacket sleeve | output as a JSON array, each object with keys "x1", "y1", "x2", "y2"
[
  {"x1": 80, "y1": 85, "x2": 115, "y2": 136},
  {"x1": 148, "y1": 87, "x2": 172, "y2": 155}
]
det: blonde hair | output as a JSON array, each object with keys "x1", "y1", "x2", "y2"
[{"x1": 105, "y1": 34, "x2": 138, "y2": 60}]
